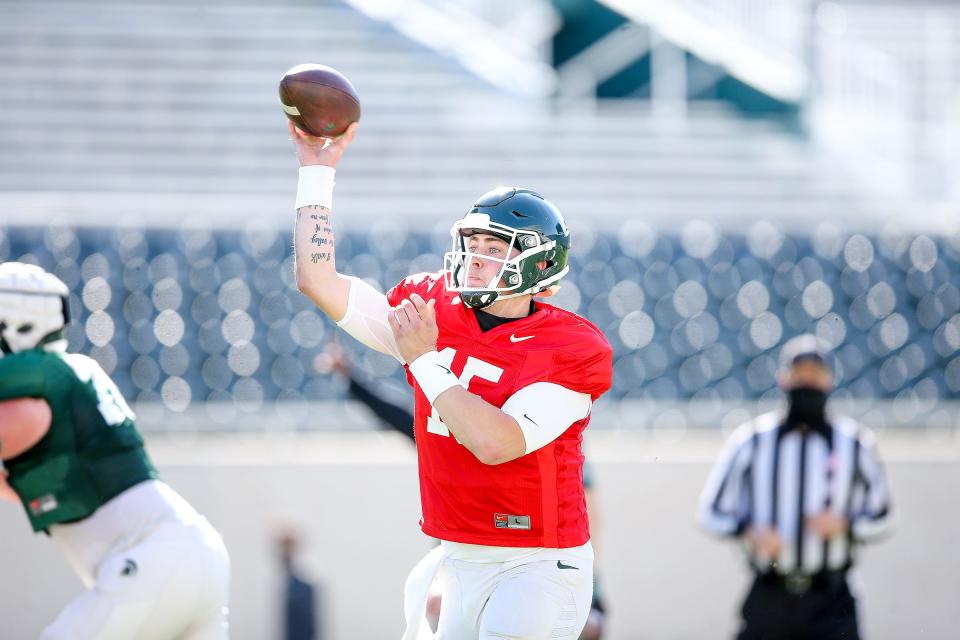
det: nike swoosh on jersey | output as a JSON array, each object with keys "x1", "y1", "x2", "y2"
[
  {"x1": 557, "y1": 561, "x2": 579, "y2": 570},
  {"x1": 509, "y1": 334, "x2": 535, "y2": 342},
  {"x1": 523, "y1": 414, "x2": 539, "y2": 427}
]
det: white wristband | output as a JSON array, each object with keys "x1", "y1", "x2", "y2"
[
  {"x1": 295, "y1": 165, "x2": 336, "y2": 210},
  {"x1": 409, "y1": 351, "x2": 461, "y2": 405}
]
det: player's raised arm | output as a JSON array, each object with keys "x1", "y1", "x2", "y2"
[
  {"x1": 291, "y1": 121, "x2": 357, "y2": 321},
  {"x1": 290, "y1": 122, "x2": 404, "y2": 361}
]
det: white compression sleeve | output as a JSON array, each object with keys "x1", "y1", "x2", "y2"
[
  {"x1": 408, "y1": 351, "x2": 461, "y2": 405},
  {"x1": 295, "y1": 165, "x2": 335, "y2": 210},
  {"x1": 335, "y1": 276, "x2": 404, "y2": 362},
  {"x1": 500, "y1": 382, "x2": 592, "y2": 455}
]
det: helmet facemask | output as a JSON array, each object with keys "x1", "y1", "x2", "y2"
[{"x1": 443, "y1": 213, "x2": 568, "y2": 309}]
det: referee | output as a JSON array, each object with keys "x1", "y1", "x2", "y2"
[{"x1": 698, "y1": 334, "x2": 892, "y2": 640}]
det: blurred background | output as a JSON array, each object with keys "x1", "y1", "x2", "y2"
[{"x1": 0, "y1": 0, "x2": 958, "y2": 638}]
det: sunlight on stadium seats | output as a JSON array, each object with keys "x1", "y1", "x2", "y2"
[
  {"x1": 90, "y1": 345, "x2": 119, "y2": 375},
  {"x1": 85, "y1": 310, "x2": 116, "y2": 347},
  {"x1": 154, "y1": 310, "x2": 185, "y2": 347},
  {"x1": 233, "y1": 377, "x2": 265, "y2": 413},
  {"x1": 218, "y1": 278, "x2": 252, "y2": 313},
  {"x1": 616, "y1": 219, "x2": 656, "y2": 259},
  {"x1": 844, "y1": 234, "x2": 875, "y2": 272},
  {"x1": 202, "y1": 356, "x2": 232, "y2": 391},
  {"x1": 737, "y1": 280, "x2": 770, "y2": 319},
  {"x1": 82, "y1": 277, "x2": 112, "y2": 312},
  {"x1": 227, "y1": 342, "x2": 261, "y2": 377},
  {"x1": 674, "y1": 280, "x2": 708, "y2": 318},
  {"x1": 4, "y1": 224, "x2": 960, "y2": 419},
  {"x1": 160, "y1": 344, "x2": 190, "y2": 377},
  {"x1": 161, "y1": 376, "x2": 192, "y2": 412},
  {"x1": 131, "y1": 355, "x2": 161, "y2": 391},
  {"x1": 222, "y1": 310, "x2": 255, "y2": 345},
  {"x1": 946, "y1": 358, "x2": 960, "y2": 392},
  {"x1": 747, "y1": 220, "x2": 784, "y2": 261},
  {"x1": 801, "y1": 280, "x2": 833, "y2": 319},
  {"x1": 290, "y1": 310, "x2": 326, "y2": 349},
  {"x1": 619, "y1": 310, "x2": 655, "y2": 350}
]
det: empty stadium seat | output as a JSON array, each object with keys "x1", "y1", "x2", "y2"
[{"x1": 2, "y1": 223, "x2": 957, "y2": 423}]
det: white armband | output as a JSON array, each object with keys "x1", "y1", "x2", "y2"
[
  {"x1": 336, "y1": 276, "x2": 404, "y2": 362},
  {"x1": 501, "y1": 383, "x2": 592, "y2": 455},
  {"x1": 295, "y1": 165, "x2": 335, "y2": 210},
  {"x1": 408, "y1": 351, "x2": 462, "y2": 405}
]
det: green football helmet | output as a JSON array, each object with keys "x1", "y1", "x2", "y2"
[{"x1": 444, "y1": 187, "x2": 571, "y2": 309}]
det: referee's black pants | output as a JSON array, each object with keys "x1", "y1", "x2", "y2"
[{"x1": 736, "y1": 573, "x2": 860, "y2": 640}]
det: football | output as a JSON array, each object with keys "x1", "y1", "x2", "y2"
[{"x1": 279, "y1": 64, "x2": 361, "y2": 137}]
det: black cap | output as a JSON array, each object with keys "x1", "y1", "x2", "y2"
[{"x1": 778, "y1": 334, "x2": 833, "y2": 371}]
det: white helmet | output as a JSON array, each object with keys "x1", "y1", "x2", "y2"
[{"x1": 0, "y1": 262, "x2": 70, "y2": 356}]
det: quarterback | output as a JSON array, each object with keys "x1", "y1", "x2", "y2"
[
  {"x1": 290, "y1": 122, "x2": 612, "y2": 639},
  {"x1": 0, "y1": 263, "x2": 230, "y2": 639}
]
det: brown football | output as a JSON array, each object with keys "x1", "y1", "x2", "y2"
[{"x1": 279, "y1": 64, "x2": 361, "y2": 137}]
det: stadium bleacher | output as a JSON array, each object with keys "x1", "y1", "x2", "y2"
[
  {"x1": 1, "y1": 0, "x2": 956, "y2": 431},
  {"x1": 3, "y1": 3, "x2": 960, "y2": 640},
  {"x1": 2, "y1": 223, "x2": 957, "y2": 428},
  {"x1": 0, "y1": 0, "x2": 890, "y2": 225}
]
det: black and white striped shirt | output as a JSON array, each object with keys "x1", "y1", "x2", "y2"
[{"x1": 698, "y1": 412, "x2": 892, "y2": 575}]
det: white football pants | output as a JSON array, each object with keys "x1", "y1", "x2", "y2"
[
  {"x1": 406, "y1": 542, "x2": 594, "y2": 640},
  {"x1": 42, "y1": 517, "x2": 230, "y2": 640}
]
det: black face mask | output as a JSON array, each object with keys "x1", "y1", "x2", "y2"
[{"x1": 786, "y1": 387, "x2": 828, "y2": 430}]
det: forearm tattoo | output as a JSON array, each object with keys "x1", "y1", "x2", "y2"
[{"x1": 297, "y1": 205, "x2": 334, "y2": 264}]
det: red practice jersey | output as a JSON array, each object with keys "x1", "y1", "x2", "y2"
[{"x1": 387, "y1": 272, "x2": 613, "y2": 548}]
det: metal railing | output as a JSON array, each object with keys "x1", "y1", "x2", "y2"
[
  {"x1": 809, "y1": 2, "x2": 959, "y2": 201},
  {"x1": 809, "y1": 31, "x2": 914, "y2": 196},
  {"x1": 598, "y1": 0, "x2": 812, "y2": 102},
  {"x1": 343, "y1": 0, "x2": 560, "y2": 97},
  {"x1": 598, "y1": 0, "x2": 958, "y2": 202}
]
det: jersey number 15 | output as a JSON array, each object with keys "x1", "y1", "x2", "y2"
[{"x1": 426, "y1": 347, "x2": 503, "y2": 439}]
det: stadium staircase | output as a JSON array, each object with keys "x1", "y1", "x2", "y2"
[{"x1": 0, "y1": 0, "x2": 893, "y2": 228}]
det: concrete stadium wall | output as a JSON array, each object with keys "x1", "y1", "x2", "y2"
[{"x1": 0, "y1": 430, "x2": 957, "y2": 640}]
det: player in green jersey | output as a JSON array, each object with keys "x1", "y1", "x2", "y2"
[{"x1": 0, "y1": 262, "x2": 230, "y2": 639}]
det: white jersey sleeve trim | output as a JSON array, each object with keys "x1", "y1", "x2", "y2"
[
  {"x1": 335, "y1": 276, "x2": 404, "y2": 363},
  {"x1": 500, "y1": 382, "x2": 592, "y2": 455}
]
